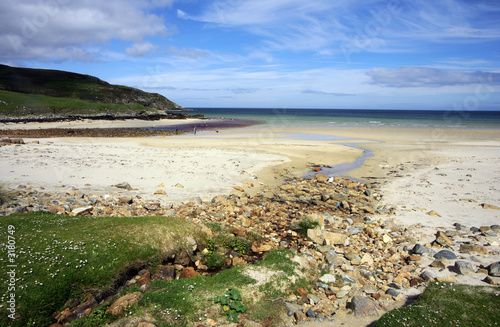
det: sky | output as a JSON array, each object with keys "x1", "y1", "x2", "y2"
[{"x1": 1, "y1": 0, "x2": 499, "y2": 110}]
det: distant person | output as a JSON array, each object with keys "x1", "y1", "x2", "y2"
[{"x1": 193, "y1": 126, "x2": 197, "y2": 135}]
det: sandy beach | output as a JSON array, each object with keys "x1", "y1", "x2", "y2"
[{"x1": 1, "y1": 120, "x2": 500, "y2": 229}]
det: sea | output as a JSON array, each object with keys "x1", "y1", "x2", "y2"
[{"x1": 184, "y1": 108, "x2": 500, "y2": 130}]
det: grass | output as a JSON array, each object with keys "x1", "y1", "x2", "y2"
[
  {"x1": 296, "y1": 216, "x2": 320, "y2": 236},
  {"x1": 0, "y1": 212, "x2": 206, "y2": 327},
  {"x1": 140, "y1": 249, "x2": 306, "y2": 326},
  {"x1": 0, "y1": 90, "x2": 155, "y2": 116},
  {"x1": 376, "y1": 282, "x2": 500, "y2": 327}
]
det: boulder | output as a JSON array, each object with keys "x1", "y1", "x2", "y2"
[
  {"x1": 454, "y1": 261, "x2": 474, "y2": 275},
  {"x1": 319, "y1": 274, "x2": 336, "y2": 284},
  {"x1": 433, "y1": 249, "x2": 457, "y2": 260},
  {"x1": 112, "y1": 182, "x2": 132, "y2": 190},
  {"x1": 106, "y1": 292, "x2": 143, "y2": 315},
  {"x1": 435, "y1": 231, "x2": 452, "y2": 247},
  {"x1": 487, "y1": 262, "x2": 500, "y2": 277},
  {"x1": 349, "y1": 296, "x2": 379, "y2": 318}
]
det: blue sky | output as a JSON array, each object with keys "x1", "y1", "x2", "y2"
[{"x1": 1, "y1": 0, "x2": 499, "y2": 110}]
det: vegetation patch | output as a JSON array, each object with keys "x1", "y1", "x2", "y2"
[
  {"x1": 377, "y1": 282, "x2": 500, "y2": 327},
  {"x1": 296, "y1": 216, "x2": 320, "y2": 235},
  {"x1": 0, "y1": 212, "x2": 205, "y2": 327}
]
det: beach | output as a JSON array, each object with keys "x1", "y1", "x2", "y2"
[{"x1": 1, "y1": 120, "x2": 500, "y2": 229}]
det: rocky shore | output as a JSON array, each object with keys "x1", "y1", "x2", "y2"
[
  {"x1": 0, "y1": 111, "x2": 204, "y2": 124},
  {"x1": 2, "y1": 148, "x2": 499, "y2": 326}
]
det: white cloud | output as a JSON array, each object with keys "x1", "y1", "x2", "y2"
[
  {"x1": 367, "y1": 67, "x2": 500, "y2": 88},
  {"x1": 0, "y1": 0, "x2": 170, "y2": 61},
  {"x1": 126, "y1": 42, "x2": 157, "y2": 57}
]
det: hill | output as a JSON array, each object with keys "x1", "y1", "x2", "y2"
[{"x1": 0, "y1": 64, "x2": 182, "y2": 117}]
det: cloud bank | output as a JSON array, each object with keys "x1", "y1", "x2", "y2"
[{"x1": 367, "y1": 67, "x2": 500, "y2": 88}]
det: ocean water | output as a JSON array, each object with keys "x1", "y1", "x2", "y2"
[{"x1": 184, "y1": 108, "x2": 500, "y2": 130}]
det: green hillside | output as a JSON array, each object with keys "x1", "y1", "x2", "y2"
[{"x1": 0, "y1": 64, "x2": 181, "y2": 117}]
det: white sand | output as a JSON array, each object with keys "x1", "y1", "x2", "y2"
[{"x1": 0, "y1": 138, "x2": 288, "y2": 202}]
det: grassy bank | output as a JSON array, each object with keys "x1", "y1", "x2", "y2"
[
  {"x1": 377, "y1": 282, "x2": 500, "y2": 327},
  {"x1": 0, "y1": 90, "x2": 155, "y2": 116},
  {"x1": 0, "y1": 212, "x2": 207, "y2": 326}
]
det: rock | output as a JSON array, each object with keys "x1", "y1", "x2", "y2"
[
  {"x1": 71, "y1": 206, "x2": 93, "y2": 216},
  {"x1": 347, "y1": 226, "x2": 362, "y2": 235},
  {"x1": 481, "y1": 203, "x2": 500, "y2": 210},
  {"x1": 112, "y1": 182, "x2": 132, "y2": 190},
  {"x1": 179, "y1": 267, "x2": 199, "y2": 279},
  {"x1": 119, "y1": 196, "x2": 133, "y2": 204},
  {"x1": 232, "y1": 186, "x2": 244, "y2": 192},
  {"x1": 106, "y1": 292, "x2": 143, "y2": 315},
  {"x1": 435, "y1": 231, "x2": 452, "y2": 247},
  {"x1": 296, "y1": 287, "x2": 308, "y2": 298},
  {"x1": 459, "y1": 244, "x2": 488, "y2": 255},
  {"x1": 319, "y1": 274, "x2": 336, "y2": 284},
  {"x1": 152, "y1": 265, "x2": 175, "y2": 281},
  {"x1": 341, "y1": 275, "x2": 356, "y2": 284},
  {"x1": 193, "y1": 196, "x2": 203, "y2": 205},
  {"x1": 345, "y1": 252, "x2": 361, "y2": 262},
  {"x1": 154, "y1": 189, "x2": 166, "y2": 195},
  {"x1": 483, "y1": 276, "x2": 500, "y2": 285},
  {"x1": 382, "y1": 234, "x2": 393, "y2": 243},
  {"x1": 325, "y1": 251, "x2": 341, "y2": 266},
  {"x1": 421, "y1": 268, "x2": 456, "y2": 282},
  {"x1": 315, "y1": 174, "x2": 328, "y2": 183},
  {"x1": 322, "y1": 231, "x2": 347, "y2": 245},
  {"x1": 360, "y1": 253, "x2": 374, "y2": 265},
  {"x1": 454, "y1": 261, "x2": 474, "y2": 275},
  {"x1": 349, "y1": 296, "x2": 379, "y2": 318},
  {"x1": 411, "y1": 243, "x2": 433, "y2": 255},
  {"x1": 137, "y1": 321, "x2": 156, "y2": 327},
  {"x1": 285, "y1": 302, "x2": 303, "y2": 316},
  {"x1": 433, "y1": 249, "x2": 457, "y2": 260},
  {"x1": 386, "y1": 288, "x2": 399, "y2": 297},
  {"x1": 306, "y1": 308, "x2": 317, "y2": 318},
  {"x1": 173, "y1": 183, "x2": 184, "y2": 188},
  {"x1": 294, "y1": 310, "x2": 306, "y2": 323},
  {"x1": 487, "y1": 262, "x2": 500, "y2": 277},
  {"x1": 426, "y1": 210, "x2": 442, "y2": 217},
  {"x1": 491, "y1": 225, "x2": 500, "y2": 233}
]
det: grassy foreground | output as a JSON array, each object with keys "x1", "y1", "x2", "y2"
[
  {"x1": 0, "y1": 212, "x2": 207, "y2": 326},
  {"x1": 0, "y1": 213, "x2": 309, "y2": 326},
  {"x1": 377, "y1": 282, "x2": 500, "y2": 327}
]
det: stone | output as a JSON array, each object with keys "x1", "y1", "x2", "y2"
[
  {"x1": 491, "y1": 225, "x2": 500, "y2": 233},
  {"x1": 454, "y1": 261, "x2": 474, "y2": 275},
  {"x1": 386, "y1": 288, "x2": 399, "y2": 297},
  {"x1": 232, "y1": 186, "x2": 244, "y2": 192},
  {"x1": 483, "y1": 276, "x2": 500, "y2": 285},
  {"x1": 315, "y1": 174, "x2": 328, "y2": 182},
  {"x1": 294, "y1": 310, "x2": 306, "y2": 323},
  {"x1": 173, "y1": 183, "x2": 184, "y2": 188},
  {"x1": 106, "y1": 292, "x2": 143, "y2": 315},
  {"x1": 411, "y1": 243, "x2": 433, "y2": 255},
  {"x1": 137, "y1": 321, "x2": 156, "y2": 327},
  {"x1": 322, "y1": 231, "x2": 347, "y2": 245},
  {"x1": 433, "y1": 249, "x2": 457, "y2": 260},
  {"x1": 481, "y1": 203, "x2": 500, "y2": 210},
  {"x1": 426, "y1": 210, "x2": 442, "y2": 217},
  {"x1": 296, "y1": 287, "x2": 308, "y2": 298},
  {"x1": 325, "y1": 251, "x2": 341, "y2": 266},
  {"x1": 154, "y1": 189, "x2": 166, "y2": 195},
  {"x1": 421, "y1": 268, "x2": 455, "y2": 282},
  {"x1": 179, "y1": 267, "x2": 199, "y2": 279},
  {"x1": 71, "y1": 206, "x2": 93, "y2": 216},
  {"x1": 360, "y1": 253, "x2": 374, "y2": 265},
  {"x1": 459, "y1": 244, "x2": 488, "y2": 255},
  {"x1": 345, "y1": 252, "x2": 361, "y2": 262},
  {"x1": 319, "y1": 274, "x2": 336, "y2": 284},
  {"x1": 382, "y1": 234, "x2": 393, "y2": 243},
  {"x1": 306, "y1": 308, "x2": 317, "y2": 318},
  {"x1": 487, "y1": 262, "x2": 500, "y2": 277},
  {"x1": 349, "y1": 296, "x2": 379, "y2": 318},
  {"x1": 435, "y1": 231, "x2": 452, "y2": 247},
  {"x1": 152, "y1": 265, "x2": 176, "y2": 281},
  {"x1": 341, "y1": 275, "x2": 356, "y2": 284},
  {"x1": 285, "y1": 302, "x2": 303, "y2": 316},
  {"x1": 112, "y1": 182, "x2": 132, "y2": 190},
  {"x1": 118, "y1": 196, "x2": 133, "y2": 204}
]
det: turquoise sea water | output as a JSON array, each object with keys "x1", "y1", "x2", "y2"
[{"x1": 186, "y1": 108, "x2": 500, "y2": 130}]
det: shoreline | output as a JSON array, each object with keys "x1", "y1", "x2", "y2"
[{"x1": 1, "y1": 123, "x2": 499, "y2": 229}]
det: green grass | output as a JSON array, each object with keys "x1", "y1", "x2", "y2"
[
  {"x1": 296, "y1": 216, "x2": 320, "y2": 236},
  {"x1": 0, "y1": 212, "x2": 206, "y2": 327},
  {"x1": 377, "y1": 282, "x2": 500, "y2": 327},
  {"x1": 0, "y1": 90, "x2": 154, "y2": 116},
  {"x1": 141, "y1": 249, "x2": 305, "y2": 326}
]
